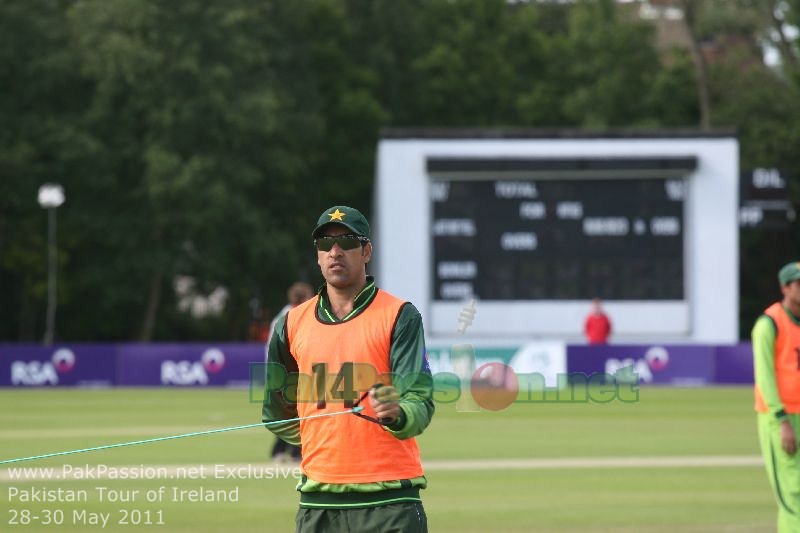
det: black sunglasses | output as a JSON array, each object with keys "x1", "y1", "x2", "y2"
[{"x1": 314, "y1": 234, "x2": 369, "y2": 252}]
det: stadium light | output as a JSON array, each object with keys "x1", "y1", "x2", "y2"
[{"x1": 37, "y1": 183, "x2": 65, "y2": 345}]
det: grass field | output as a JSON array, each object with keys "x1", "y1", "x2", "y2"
[{"x1": 0, "y1": 387, "x2": 777, "y2": 532}]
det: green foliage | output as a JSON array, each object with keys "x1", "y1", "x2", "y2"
[
  {"x1": 64, "y1": 0, "x2": 302, "y2": 340},
  {"x1": 561, "y1": 1, "x2": 662, "y2": 126},
  {"x1": 0, "y1": 0, "x2": 797, "y2": 340},
  {"x1": 0, "y1": 0, "x2": 94, "y2": 339},
  {"x1": 710, "y1": 60, "x2": 800, "y2": 335}
]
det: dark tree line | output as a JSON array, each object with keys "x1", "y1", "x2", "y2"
[{"x1": 1, "y1": 0, "x2": 798, "y2": 341}]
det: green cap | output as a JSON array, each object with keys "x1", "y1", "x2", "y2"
[
  {"x1": 312, "y1": 206, "x2": 371, "y2": 239},
  {"x1": 778, "y1": 261, "x2": 800, "y2": 285}
]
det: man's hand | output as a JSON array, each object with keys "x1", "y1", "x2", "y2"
[
  {"x1": 369, "y1": 385, "x2": 401, "y2": 425},
  {"x1": 780, "y1": 419, "x2": 797, "y2": 456}
]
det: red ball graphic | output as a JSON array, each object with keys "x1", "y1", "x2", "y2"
[{"x1": 470, "y1": 362, "x2": 519, "y2": 411}]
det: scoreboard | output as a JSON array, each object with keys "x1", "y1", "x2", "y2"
[
  {"x1": 375, "y1": 132, "x2": 739, "y2": 342},
  {"x1": 432, "y1": 177, "x2": 685, "y2": 301}
]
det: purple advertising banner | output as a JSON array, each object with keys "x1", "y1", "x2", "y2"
[
  {"x1": 0, "y1": 342, "x2": 755, "y2": 387},
  {"x1": 567, "y1": 344, "x2": 717, "y2": 386},
  {"x1": 116, "y1": 343, "x2": 263, "y2": 387},
  {"x1": 0, "y1": 344, "x2": 116, "y2": 387},
  {"x1": 714, "y1": 343, "x2": 754, "y2": 384}
]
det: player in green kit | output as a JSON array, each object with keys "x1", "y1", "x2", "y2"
[{"x1": 753, "y1": 261, "x2": 800, "y2": 532}]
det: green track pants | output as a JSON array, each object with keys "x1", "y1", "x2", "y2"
[{"x1": 758, "y1": 413, "x2": 800, "y2": 533}]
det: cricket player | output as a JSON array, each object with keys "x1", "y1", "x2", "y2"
[
  {"x1": 262, "y1": 206, "x2": 434, "y2": 533},
  {"x1": 753, "y1": 261, "x2": 800, "y2": 532}
]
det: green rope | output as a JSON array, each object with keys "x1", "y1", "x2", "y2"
[{"x1": 0, "y1": 406, "x2": 364, "y2": 465}]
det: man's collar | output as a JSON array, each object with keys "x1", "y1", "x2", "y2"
[{"x1": 317, "y1": 276, "x2": 377, "y2": 322}]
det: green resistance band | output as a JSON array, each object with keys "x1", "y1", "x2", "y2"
[{"x1": 0, "y1": 406, "x2": 364, "y2": 465}]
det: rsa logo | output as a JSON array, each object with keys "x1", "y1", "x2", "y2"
[
  {"x1": 160, "y1": 348, "x2": 226, "y2": 386},
  {"x1": 11, "y1": 348, "x2": 76, "y2": 386},
  {"x1": 605, "y1": 346, "x2": 670, "y2": 384}
]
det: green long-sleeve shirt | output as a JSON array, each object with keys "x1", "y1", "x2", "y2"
[
  {"x1": 262, "y1": 276, "x2": 435, "y2": 494},
  {"x1": 752, "y1": 307, "x2": 800, "y2": 422}
]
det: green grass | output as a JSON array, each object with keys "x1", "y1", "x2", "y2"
[{"x1": 0, "y1": 387, "x2": 777, "y2": 532}]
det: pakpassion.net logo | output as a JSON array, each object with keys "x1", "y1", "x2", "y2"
[{"x1": 250, "y1": 361, "x2": 639, "y2": 410}]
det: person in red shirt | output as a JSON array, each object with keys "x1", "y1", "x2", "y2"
[{"x1": 584, "y1": 298, "x2": 612, "y2": 344}]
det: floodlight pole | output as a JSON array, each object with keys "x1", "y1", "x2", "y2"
[
  {"x1": 44, "y1": 206, "x2": 57, "y2": 345},
  {"x1": 38, "y1": 183, "x2": 65, "y2": 346}
]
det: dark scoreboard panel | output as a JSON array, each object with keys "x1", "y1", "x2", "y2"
[{"x1": 432, "y1": 178, "x2": 685, "y2": 301}]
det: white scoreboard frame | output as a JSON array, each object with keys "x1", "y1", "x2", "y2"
[{"x1": 373, "y1": 131, "x2": 739, "y2": 344}]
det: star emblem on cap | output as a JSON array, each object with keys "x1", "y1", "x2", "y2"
[{"x1": 327, "y1": 209, "x2": 346, "y2": 221}]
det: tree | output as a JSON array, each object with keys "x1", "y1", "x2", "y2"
[
  {"x1": 2, "y1": 0, "x2": 796, "y2": 341},
  {"x1": 62, "y1": 0, "x2": 305, "y2": 340},
  {"x1": 0, "y1": 0, "x2": 95, "y2": 341}
]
